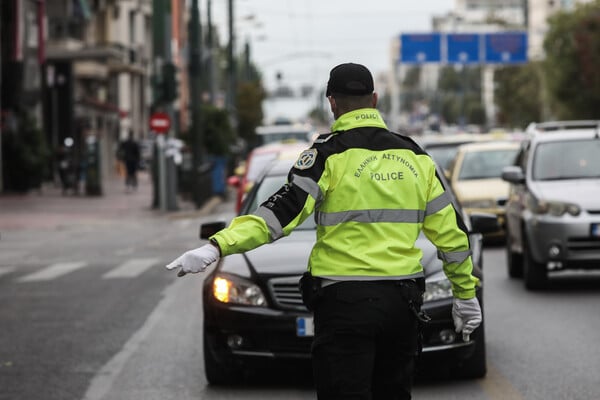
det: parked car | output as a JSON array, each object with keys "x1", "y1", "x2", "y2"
[
  {"x1": 502, "y1": 120, "x2": 600, "y2": 290},
  {"x1": 417, "y1": 132, "x2": 508, "y2": 175},
  {"x1": 200, "y1": 157, "x2": 498, "y2": 385},
  {"x1": 255, "y1": 122, "x2": 315, "y2": 146},
  {"x1": 447, "y1": 140, "x2": 521, "y2": 242},
  {"x1": 227, "y1": 142, "x2": 308, "y2": 213}
]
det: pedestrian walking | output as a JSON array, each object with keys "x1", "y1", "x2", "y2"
[
  {"x1": 117, "y1": 132, "x2": 141, "y2": 192},
  {"x1": 166, "y1": 63, "x2": 482, "y2": 399},
  {"x1": 55, "y1": 142, "x2": 77, "y2": 195}
]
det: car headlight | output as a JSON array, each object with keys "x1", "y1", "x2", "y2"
[
  {"x1": 424, "y1": 276, "x2": 453, "y2": 302},
  {"x1": 461, "y1": 199, "x2": 497, "y2": 209},
  {"x1": 212, "y1": 274, "x2": 267, "y2": 306},
  {"x1": 526, "y1": 195, "x2": 581, "y2": 216}
]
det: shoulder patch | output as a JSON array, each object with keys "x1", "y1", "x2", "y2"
[{"x1": 295, "y1": 149, "x2": 318, "y2": 170}]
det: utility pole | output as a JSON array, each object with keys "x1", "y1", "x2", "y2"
[
  {"x1": 151, "y1": 0, "x2": 178, "y2": 210},
  {"x1": 206, "y1": 0, "x2": 216, "y2": 104},
  {"x1": 226, "y1": 0, "x2": 237, "y2": 128},
  {"x1": 189, "y1": 0, "x2": 208, "y2": 207},
  {"x1": 0, "y1": 2, "x2": 3, "y2": 193}
]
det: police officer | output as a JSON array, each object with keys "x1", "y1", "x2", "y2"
[{"x1": 166, "y1": 63, "x2": 482, "y2": 399}]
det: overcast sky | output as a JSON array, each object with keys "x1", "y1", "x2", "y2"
[{"x1": 209, "y1": 0, "x2": 455, "y2": 93}]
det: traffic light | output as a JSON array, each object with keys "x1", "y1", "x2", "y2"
[
  {"x1": 152, "y1": 62, "x2": 179, "y2": 105},
  {"x1": 152, "y1": 74, "x2": 164, "y2": 105},
  {"x1": 162, "y1": 62, "x2": 178, "y2": 102}
]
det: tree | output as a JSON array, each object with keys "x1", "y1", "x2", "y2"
[
  {"x1": 494, "y1": 63, "x2": 543, "y2": 129},
  {"x1": 1, "y1": 111, "x2": 49, "y2": 192},
  {"x1": 437, "y1": 66, "x2": 486, "y2": 126},
  {"x1": 236, "y1": 80, "x2": 266, "y2": 148},
  {"x1": 201, "y1": 105, "x2": 235, "y2": 156},
  {"x1": 544, "y1": 0, "x2": 600, "y2": 119}
]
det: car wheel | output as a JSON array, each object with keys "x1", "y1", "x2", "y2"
[
  {"x1": 506, "y1": 234, "x2": 523, "y2": 278},
  {"x1": 203, "y1": 333, "x2": 241, "y2": 385},
  {"x1": 523, "y1": 234, "x2": 547, "y2": 290},
  {"x1": 455, "y1": 320, "x2": 487, "y2": 379}
]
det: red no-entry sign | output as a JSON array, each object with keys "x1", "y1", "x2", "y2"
[{"x1": 149, "y1": 112, "x2": 171, "y2": 134}]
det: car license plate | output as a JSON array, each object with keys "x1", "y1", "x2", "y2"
[
  {"x1": 592, "y1": 223, "x2": 600, "y2": 238},
  {"x1": 296, "y1": 317, "x2": 314, "y2": 337}
]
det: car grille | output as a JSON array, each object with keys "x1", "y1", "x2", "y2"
[
  {"x1": 268, "y1": 275, "x2": 307, "y2": 311},
  {"x1": 567, "y1": 237, "x2": 600, "y2": 253}
]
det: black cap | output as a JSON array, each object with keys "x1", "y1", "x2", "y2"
[{"x1": 325, "y1": 63, "x2": 374, "y2": 97}]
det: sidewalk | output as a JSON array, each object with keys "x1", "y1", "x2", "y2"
[{"x1": 0, "y1": 172, "x2": 220, "y2": 231}]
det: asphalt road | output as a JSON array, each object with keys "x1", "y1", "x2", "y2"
[{"x1": 1, "y1": 199, "x2": 599, "y2": 400}]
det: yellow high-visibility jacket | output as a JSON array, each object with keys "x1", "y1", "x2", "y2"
[{"x1": 211, "y1": 108, "x2": 479, "y2": 299}]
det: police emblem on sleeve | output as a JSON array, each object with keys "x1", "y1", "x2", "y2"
[{"x1": 295, "y1": 149, "x2": 317, "y2": 170}]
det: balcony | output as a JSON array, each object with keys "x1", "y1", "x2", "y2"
[{"x1": 48, "y1": 17, "x2": 86, "y2": 41}]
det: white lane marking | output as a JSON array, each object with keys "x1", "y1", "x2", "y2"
[
  {"x1": 102, "y1": 258, "x2": 159, "y2": 279},
  {"x1": 17, "y1": 262, "x2": 88, "y2": 282},
  {"x1": 0, "y1": 266, "x2": 15, "y2": 278},
  {"x1": 82, "y1": 276, "x2": 184, "y2": 400}
]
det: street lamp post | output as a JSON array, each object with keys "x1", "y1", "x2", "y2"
[
  {"x1": 189, "y1": 0, "x2": 210, "y2": 208},
  {"x1": 226, "y1": 0, "x2": 237, "y2": 128}
]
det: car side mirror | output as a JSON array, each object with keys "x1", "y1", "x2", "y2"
[
  {"x1": 200, "y1": 221, "x2": 227, "y2": 240},
  {"x1": 501, "y1": 166, "x2": 525, "y2": 184},
  {"x1": 469, "y1": 212, "x2": 500, "y2": 235}
]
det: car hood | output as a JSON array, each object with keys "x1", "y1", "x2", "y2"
[
  {"x1": 531, "y1": 179, "x2": 600, "y2": 209},
  {"x1": 454, "y1": 178, "x2": 509, "y2": 201},
  {"x1": 220, "y1": 230, "x2": 445, "y2": 279}
]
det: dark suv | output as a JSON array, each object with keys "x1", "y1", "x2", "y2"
[{"x1": 502, "y1": 121, "x2": 600, "y2": 289}]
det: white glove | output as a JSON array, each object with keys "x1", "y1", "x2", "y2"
[
  {"x1": 452, "y1": 297, "x2": 482, "y2": 342},
  {"x1": 165, "y1": 243, "x2": 220, "y2": 277}
]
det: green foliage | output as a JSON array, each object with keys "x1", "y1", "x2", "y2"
[
  {"x1": 1, "y1": 111, "x2": 50, "y2": 192},
  {"x1": 438, "y1": 66, "x2": 462, "y2": 92},
  {"x1": 403, "y1": 67, "x2": 421, "y2": 89},
  {"x1": 437, "y1": 66, "x2": 485, "y2": 126},
  {"x1": 201, "y1": 105, "x2": 235, "y2": 156},
  {"x1": 236, "y1": 81, "x2": 265, "y2": 145},
  {"x1": 544, "y1": 0, "x2": 600, "y2": 119},
  {"x1": 494, "y1": 63, "x2": 543, "y2": 129}
]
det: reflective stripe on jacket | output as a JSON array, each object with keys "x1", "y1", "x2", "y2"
[{"x1": 211, "y1": 108, "x2": 479, "y2": 299}]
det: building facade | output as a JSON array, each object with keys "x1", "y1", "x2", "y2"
[
  {"x1": 0, "y1": 0, "x2": 160, "y2": 193},
  {"x1": 45, "y1": 0, "x2": 153, "y2": 192}
]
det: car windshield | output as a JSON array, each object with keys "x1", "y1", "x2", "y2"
[
  {"x1": 458, "y1": 148, "x2": 519, "y2": 180},
  {"x1": 245, "y1": 153, "x2": 279, "y2": 182},
  {"x1": 532, "y1": 139, "x2": 600, "y2": 181},
  {"x1": 426, "y1": 146, "x2": 463, "y2": 170},
  {"x1": 244, "y1": 174, "x2": 317, "y2": 230},
  {"x1": 260, "y1": 132, "x2": 310, "y2": 145}
]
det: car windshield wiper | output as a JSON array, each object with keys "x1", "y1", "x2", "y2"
[
  {"x1": 460, "y1": 175, "x2": 494, "y2": 180},
  {"x1": 538, "y1": 175, "x2": 593, "y2": 181}
]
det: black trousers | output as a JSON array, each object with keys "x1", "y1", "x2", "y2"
[
  {"x1": 124, "y1": 160, "x2": 138, "y2": 188},
  {"x1": 311, "y1": 280, "x2": 422, "y2": 400}
]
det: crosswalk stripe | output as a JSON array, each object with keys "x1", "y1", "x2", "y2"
[
  {"x1": 17, "y1": 262, "x2": 88, "y2": 282},
  {"x1": 0, "y1": 266, "x2": 15, "y2": 278},
  {"x1": 102, "y1": 258, "x2": 159, "y2": 279}
]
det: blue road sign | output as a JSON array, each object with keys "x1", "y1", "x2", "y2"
[
  {"x1": 447, "y1": 33, "x2": 480, "y2": 64},
  {"x1": 400, "y1": 33, "x2": 442, "y2": 64},
  {"x1": 484, "y1": 32, "x2": 527, "y2": 64}
]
